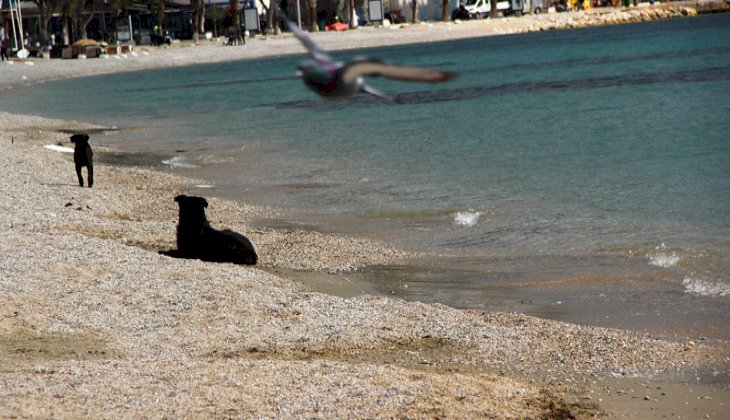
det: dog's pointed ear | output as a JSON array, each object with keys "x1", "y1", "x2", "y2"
[{"x1": 202, "y1": 198, "x2": 208, "y2": 208}]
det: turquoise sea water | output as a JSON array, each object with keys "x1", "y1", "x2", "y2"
[{"x1": 3, "y1": 14, "x2": 729, "y2": 337}]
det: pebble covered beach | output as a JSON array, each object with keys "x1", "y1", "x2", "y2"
[{"x1": 2, "y1": 5, "x2": 729, "y2": 418}]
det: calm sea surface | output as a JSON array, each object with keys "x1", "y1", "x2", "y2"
[{"x1": 4, "y1": 14, "x2": 729, "y2": 338}]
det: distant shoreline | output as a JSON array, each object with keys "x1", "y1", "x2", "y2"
[{"x1": 1, "y1": 4, "x2": 724, "y2": 92}]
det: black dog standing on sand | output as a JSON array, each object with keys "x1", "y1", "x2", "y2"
[
  {"x1": 70, "y1": 133, "x2": 93, "y2": 187},
  {"x1": 161, "y1": 195, "x2": 258, "y2": 265}
]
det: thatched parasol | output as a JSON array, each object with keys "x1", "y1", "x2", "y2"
[{"x1": 73, "y1": 39, "x2": 100, "y2": 47}]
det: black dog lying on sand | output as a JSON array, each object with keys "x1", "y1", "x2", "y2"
[
  {"x1": 160, "y1": 195, "x2": 258, "y2": 265},
  {"x1": 70, "y1": 133, "x2": 93, "y2": 187}
]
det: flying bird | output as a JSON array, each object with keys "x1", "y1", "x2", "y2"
[{"x1": 281, "y1": 15, "x2": 456, "y2": 100}]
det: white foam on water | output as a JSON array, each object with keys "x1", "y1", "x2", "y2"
[
  {"x1": 682, "y1": 276, "x2": 730, "y2": 297},
  {"x1": 162, "y1": 156, "x2": 196, "y2": 168},
  {"x1": 199, "y1": 154, "x2": 235, "y2": 165},
  {"x1": 649, "y1": 252, "x2": 680, "y2": 268},
  {"x1": 454, "y1": 210, "x2": 481, "y2": 227},
  {"x1": 44, "y1": 144, "x2": 74, "y2": 153},
  {"x1": 648, "y1": 243, "x2": 680, "y2": 268}
]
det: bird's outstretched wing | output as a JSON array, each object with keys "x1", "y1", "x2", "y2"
[
  {"x1": 280, "y1": 13, "x2": 332, "y2": 62},
  {"x1": 342, "y1": 59, "x2": 456, "y2": 84}
]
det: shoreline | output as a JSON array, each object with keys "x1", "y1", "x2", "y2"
[
  {"x1": 2, "y1": 9, "x2": 729, "y2": 418},
  {"x1": 87, "y1": 145, "x2": 730, "y2": 344},
  {"x1": 1, "y1": 101, "x2": 728, "y2": 420},
  {"x1": 42, "y1": 145, "x2": 730, "y2": 344},
  {"x1": 1, "y1": 4, "x2": 722, "y2": 91}
]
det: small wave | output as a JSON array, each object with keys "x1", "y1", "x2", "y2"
[
  {"x1": 454, "y1": 210, "x2": 481, "y2": 227},
  {"x1": 682, "y1": 276, "x2": 730, "y2": 297},
  {"x1": 162, "y1": 156, "x2": 197, "y2": 168},
  {"x1": 648, "y1": 244, "x2": 680, "y2": 268},
  {"x1": 199, "y1": 154, "x2": 235, "y2": 165},
  {"x1": 649, "y1": 253, "x2": 680, "y2": 268}
]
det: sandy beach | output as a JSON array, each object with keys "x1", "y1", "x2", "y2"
[{"x1": 2, "y1": 6, "x2": 729, "y2": 418}]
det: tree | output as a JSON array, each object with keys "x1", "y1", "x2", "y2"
[
  {"x1": 59, "y1": 0, "x2": 72, "y2": 44},
  {"x1": 441, "y1": 0, "x2": 449, "y2": 21},
  {"x1": 155, "y1": 0, "x2": 166, "y2": 37},
  {"x1": 272, "y1": 3, "x2": 281, "y2": 35},
  {"x1": 70, "y1": 0, "x2": 96, "y2": 40},
  {"x1": 229, "y1": 0, "x2": 243, "y2": 43},
  {"x1": 411, "y1": 0, "x2": 418, "y2": 24},
  {"x1": 490, "y1": 0, "x2": 498, "y2": 18},
  {"x1": 307, "y1": 0, "x2": 319, "y2": 32},
  {"x1": 347, "y1": 0, "x2": 358, "y2": 28},
  {"x1": 31, "y1": 0, "x2": 62, "y2": 43},
  {"x1": 191, "y1": 0, "x2": 205, "y2": 42},
  {"x1": 263, "y1": 0, "x2": 280, "y2": 35}
]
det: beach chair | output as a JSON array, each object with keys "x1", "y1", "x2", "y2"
[{"x1": 85, "y1": 46, "x2": 99, "y2": 58}]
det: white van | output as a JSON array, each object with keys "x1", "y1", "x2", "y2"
[
  {"x1": 464, "y1": 0, "x2": 543, "y2": 18},
  {"x1": 463, "y1": 0, "x2": 510, "y2": 18}
]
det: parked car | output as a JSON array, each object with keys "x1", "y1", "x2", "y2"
[
  {"x1": 463, "y1": 0, "x2": 543, "y2": 18},
  {"x1": 462, "y1": 0, "x2": 511, "y2": 18}
]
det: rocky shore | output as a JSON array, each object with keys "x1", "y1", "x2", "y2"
[{"x1": 524, "y1": 5, "x2": 699, "y2": 32}]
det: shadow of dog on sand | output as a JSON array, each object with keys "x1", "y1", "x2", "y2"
[{"x1": 160, "y1": 195, "x2": 258, "y2": 265}]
